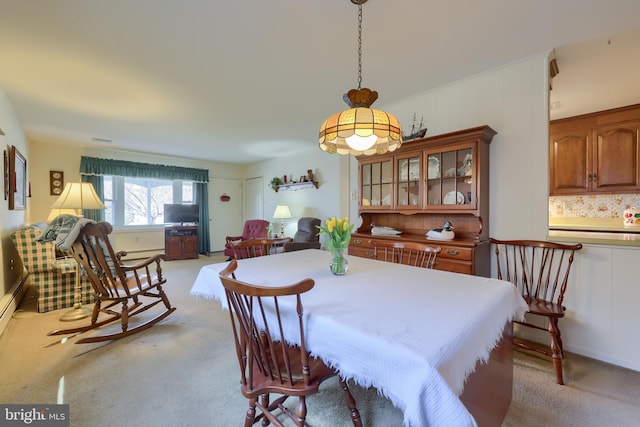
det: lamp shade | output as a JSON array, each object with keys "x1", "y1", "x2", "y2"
[
  {"x1": 273, "y1": 205, "x2": 291, "y2": 219},
  {"x1": 319, "y1": 106, "x2": 402, "y2": 155},
  {"x1": 51, "y1": 182, "x2": 106, "y2": 212}
]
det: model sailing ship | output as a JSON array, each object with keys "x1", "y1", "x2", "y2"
[{"x1": 403, "y1": 114, "x2": 427, "y2": 141}]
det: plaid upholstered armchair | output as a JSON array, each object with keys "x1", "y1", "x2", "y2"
[{"x1": 10, "y1": 224, "x2": 92, "y2": 313}]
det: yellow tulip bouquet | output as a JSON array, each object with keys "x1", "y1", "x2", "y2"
[{"x1": 317, "y1": 217, "x2": 354, "y2": 275}]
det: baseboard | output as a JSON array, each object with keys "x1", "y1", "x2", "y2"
[{"x1": 0, "y1": 267, "x2": 29, "y2": 337}]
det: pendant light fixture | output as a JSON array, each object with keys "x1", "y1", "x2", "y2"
[{"x1": 319, "y1": 0, "x2": 402, "y2": 156}]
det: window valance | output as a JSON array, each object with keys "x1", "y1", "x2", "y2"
[{"x1": 80, "y1": 156, "x2": 209, "y2": 183}]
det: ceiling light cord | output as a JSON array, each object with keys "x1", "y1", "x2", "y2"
[{"x1": 357, "y1": 4, "x2": 363, "y2": 90}]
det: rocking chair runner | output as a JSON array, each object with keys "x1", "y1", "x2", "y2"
[{"x1": 49, "y1": 221, "x2": 176, "y2": 344}]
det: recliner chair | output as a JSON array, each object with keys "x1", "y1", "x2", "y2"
[
  {"x1": 283, "y1": 217, "x2": 321, "y2": 252},
  {"x1": 224, "y1": 219, "x2": 270, "y2": 258}
]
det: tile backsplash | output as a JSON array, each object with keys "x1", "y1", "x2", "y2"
[{"x1": 549, "y1": 194, "x2": 640, "y2": 218}]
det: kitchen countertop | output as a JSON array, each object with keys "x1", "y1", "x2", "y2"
[{"x1": 548, "y1": 217, "x2": 640, "y2": 247}]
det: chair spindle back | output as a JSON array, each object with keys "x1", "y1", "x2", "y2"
[
  {"x1": 371, "y1": 240, "x2": 441, "y2": 269},
  {"x1": 490, "y1": 239, "x2": 582, "y2": 305},
  {"x1": 219, "y1": 260, "x2": 315, "y2": 391}
]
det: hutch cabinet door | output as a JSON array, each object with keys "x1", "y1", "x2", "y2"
[
  {"x1": 424, "y1": 142, "x2": 476, "y2": 211},
  {"x1": 359, "y1": 157, "x2": 393, "y2": 210},
  {"x1": 395, "y1": 151, "x2": 423, "y2": 210}
]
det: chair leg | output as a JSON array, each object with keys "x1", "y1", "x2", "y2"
[
  {"x1": 120, "y1": 300, "x2": 129, "y2": 333},
  {"x1": 553, "y1": 318, "x2": 565, "y2": 358},
  {"x1": 244, "y1": 398, "x2": 257, "y2": 427},
  {"x1": 339, "y1": 378, "x2": 363, "y2": 427},
  {"x1": 548, "y1": 318, "x2": 564, "y2": 385},
  {"x1": 259, "y1": 394, "x2": 270, "y2": 427},
  {"x1": 294, "y1": 396, "x2": 307, "y2": 427}
]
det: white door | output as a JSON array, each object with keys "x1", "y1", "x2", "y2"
[
  {"x1": 210, "y1": 178, "x2": 242, "y2": 252},
  {"x1": 245, "y1": 177, "x2": 264, "y2": 220}
]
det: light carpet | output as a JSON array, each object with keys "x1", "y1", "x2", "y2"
[{"x1": 1, "y1": 255, "x2": 639, "y2": 427}]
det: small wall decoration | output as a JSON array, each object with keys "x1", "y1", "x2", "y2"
[
  {"x1": 3, "y1": 149, "x2": 8, "y2": 201},
  {"x1": 50, "y1": 170, "x2": 64, "y2": 195},
  {"x1": 9, "y1": 145, "x2": 27, "y2": 210},
  {"x1": 220, "y1": 193, "x2": 231, "y2": 202}
]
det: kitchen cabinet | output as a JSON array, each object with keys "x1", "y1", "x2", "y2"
[
  {"x1": 350, "y1": 125, "x2": 496, "y2": 276},
  {"x1": 550, "y1": 104, "x2": 640, "y2": 195},
  {"x1": 165, "y1": 225, "x2": 199, "y2": 260}
]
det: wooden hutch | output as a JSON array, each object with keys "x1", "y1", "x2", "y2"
[{"x1": 348, "y1": 125, "x2": 496, "y2": 276}]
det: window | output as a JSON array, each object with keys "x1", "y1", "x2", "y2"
[{"x1": 103, "y1": 176, "x2": 195, "y2": 228}]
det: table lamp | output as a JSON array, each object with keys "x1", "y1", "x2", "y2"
[
  {"x1": 50, "y1": 182, "x2": 105, "y2": 321},
  {"x1": 51, "y1": 182, "x2": 106, "y2": 215},
  {"x1": 273, "y1": 205, "x2": 291, "y2": 238}
]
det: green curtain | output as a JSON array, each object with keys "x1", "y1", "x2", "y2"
[
  {"x1": 195, "y1": 183, "x2": 210, "y2": 255},
  {"x1": 79, "y1": 156, "x2": 211, "y2": 252},
  {"x1": 81, "y1": 175, "x2": 105, "y2": 222},
  {"x1": 80, "y1": 156, "x2": 209, "y2": 182}
]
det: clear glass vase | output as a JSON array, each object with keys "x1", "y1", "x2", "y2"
[{"x1": 330, "y1": 247, "x2": 348, "y2": 275}]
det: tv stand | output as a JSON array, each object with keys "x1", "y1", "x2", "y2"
[{"x1": 164, "y1": 225, "x2": 198, "y2": 260}]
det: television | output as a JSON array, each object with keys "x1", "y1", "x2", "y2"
[{"x1": 164, "y1": 204, "x2": 199, "y2": 224}]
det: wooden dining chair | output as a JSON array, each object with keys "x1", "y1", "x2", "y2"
[
  {"x1": 370, "y1": 240, "x2": 441, "y2": 269},
  {"x1": 48, "y1": 221, "x2": 176, "y2": 344},
  {"x1": 490, "y1": 238, "x2": 583, "y2": 384},
  {"x1": 231, "y1": 237, "x2": 291, "y2": 260},
  {"x1": 218, "y1": 260, "x2": 362, "y2": 427}
]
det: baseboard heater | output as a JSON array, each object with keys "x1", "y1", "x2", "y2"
[{"x1": 0, "y1": 267, "x2": 29, "y2": 336}]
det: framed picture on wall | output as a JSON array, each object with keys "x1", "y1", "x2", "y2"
[
  {"x1": 9, "y1": 145, "x2": 27, "y2": 210},
  {"x1": 50, "y1": 170, "x2": 64, "y2": 195}
]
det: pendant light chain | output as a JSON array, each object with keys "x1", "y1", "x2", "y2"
[
  {"x1": 357, "y1": 4, "x2": 363, "y2": 90},
  {"x1": 318, "y1": 0, "x2": 403, "y2": 156}
]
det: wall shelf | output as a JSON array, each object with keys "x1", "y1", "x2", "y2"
[{"x1": 275, "y1": 181, "x2": 318, "y2": 192}]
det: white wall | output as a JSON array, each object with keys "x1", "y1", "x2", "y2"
[
  {"x1": 0, "y1": 88, "x2": 31, "y2": 334},
  {"x1": 245, "y1": 149, "x2": 350, "y2": 246}
]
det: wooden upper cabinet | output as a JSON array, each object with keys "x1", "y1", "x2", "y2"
[
  {"x1": 594, "y1": 122, "x2": 639, "y2": 192},
  {"x1": 550, "y1": 128, "x2": 591, "y2": 194},
  {"x1": 550, "y1": 104, "x2": 640, "y2": 195}
]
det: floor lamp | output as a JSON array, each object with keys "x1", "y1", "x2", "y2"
[{"x1": 50, "y1": 182, "x2": 106, "y2": 321}]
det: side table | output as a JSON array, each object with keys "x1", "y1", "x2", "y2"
[{"x1": 56, "y1": 257, "x2": 92, "y2": 321}]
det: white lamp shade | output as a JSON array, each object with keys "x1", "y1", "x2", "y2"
[
  {"x1": 51, "y1": 182, "x2": 106, "y2": 210},
  {"x1": 273, "y1": 205, "x2": 291, "y2": 219}
]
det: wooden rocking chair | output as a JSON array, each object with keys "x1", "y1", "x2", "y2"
[{"x1": 49, "y1": 221, "x2": 176, "y2": 344}]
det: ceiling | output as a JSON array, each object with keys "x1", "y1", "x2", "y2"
[{"x1": 1, "y1": 1, "x2": 639, "y2": 164}]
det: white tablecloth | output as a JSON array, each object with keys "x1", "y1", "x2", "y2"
[{"x1": 191, "y1": 249, "x2": 527, "y2": 427}]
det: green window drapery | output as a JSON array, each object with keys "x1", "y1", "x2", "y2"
[
  {"x1": 80, "y1": 156, "x2": 211, "y2": 255},
  {"x1": 79, "y1": 156, "x2": 209, "y2": 183},
  {"x1": 81, "y1": 175, "x2": 105, "y2": 222}
]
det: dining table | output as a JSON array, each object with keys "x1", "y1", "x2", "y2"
[{"x1": 190, "y1": 249, "x2": 527, "y2": 427}]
